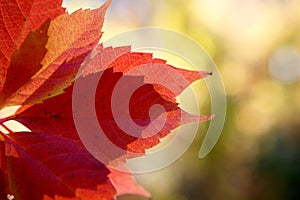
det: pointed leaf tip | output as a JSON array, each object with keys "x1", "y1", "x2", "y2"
[
  {"x1": 206, "y1": 71, "x2": 213, "y2": 76},
  {"x1": 180, "y1": 109, "x2": 215, "y2": 125}
]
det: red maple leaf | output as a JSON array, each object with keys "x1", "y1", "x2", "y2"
[{"x1": 0, "y1": 0, "x2": 213, "y2": 199}]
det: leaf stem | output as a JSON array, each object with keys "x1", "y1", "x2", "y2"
[{"x1": 0, "y1": 116, "x2": 13, "y2": 124}]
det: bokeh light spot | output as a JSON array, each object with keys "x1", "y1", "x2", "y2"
[{"x1": 269, "y1": 46, "x2": 300, "y2": 83}]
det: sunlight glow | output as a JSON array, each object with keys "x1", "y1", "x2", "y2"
[
  {"x1": 3, "y1": 120, "x2": 31, "y2": 133},
  {"x1": 0, "y1": 106, "x2": 21, "y2": 119}
]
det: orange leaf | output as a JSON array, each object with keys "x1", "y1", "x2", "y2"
[
  {"x1": 1, "y1": 0, "x2": 111, "y2": 107},
  {"x1": 0, "y1": 0, "x2": 65, "y2": 93}
]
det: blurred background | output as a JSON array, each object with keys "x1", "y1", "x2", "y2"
[{"x1": 63, "y1": 0, "x2": 300, "y2": 199}]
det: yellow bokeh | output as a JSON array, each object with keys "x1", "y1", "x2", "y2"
[{"x1": 64, "y1": 1, "x2": 300, "y2": 199}]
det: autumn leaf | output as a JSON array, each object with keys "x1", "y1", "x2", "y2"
[
  {"x1": 14, "y1": 45, "x2": 212, "y2": 161},
  {"x1": 0, "y1": 0, "x2": 111, "y2": 108},
  {"x1": 0, "y1": 20, "x2": 51, "y2": 105},
  {"x1": 0, "y1": 0, "x2": 213, "y2": 199},
  {"x1": 0, "y1": 0, "x2": 65, "y2": 95},
  {"x1": 3, "y1": 132, "x2": 116, "y2": 200}
]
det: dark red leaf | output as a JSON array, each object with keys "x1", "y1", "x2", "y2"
[
  {"x1": 3, "y1": 132, "x2": 116, "y2": 200},
  {"x1": 0, "y1": 139, "x2": 7, "y2": 200}
]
